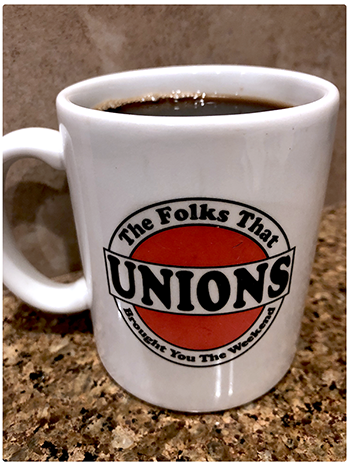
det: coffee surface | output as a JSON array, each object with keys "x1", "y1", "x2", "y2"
[{"x1": 96, "y1": 95, "x2": 289, "y2": 117}]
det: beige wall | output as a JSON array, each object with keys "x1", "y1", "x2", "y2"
[{"x1": 3, "y1": 5, "x2": 346, "y2": 278}]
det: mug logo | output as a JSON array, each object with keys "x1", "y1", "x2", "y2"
[{"x1": 104, "y1": 198, "x2": 295, "y2": 367}]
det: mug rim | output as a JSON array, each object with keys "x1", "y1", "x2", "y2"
[{"x1": 57, "y1": 65, "x2": 339, "y2": 126}]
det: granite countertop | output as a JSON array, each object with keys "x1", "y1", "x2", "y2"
[{"x1": 3, "y1": 204, "x2": 346, "y2": 461}]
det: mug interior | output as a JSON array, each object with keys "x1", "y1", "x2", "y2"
[{"x1": 59, "y1": 65, "x2": 337, "y2": 116}]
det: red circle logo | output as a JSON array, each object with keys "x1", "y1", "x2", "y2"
[{"x1": 132, "y1": 225, "x2": 266, "y2": 350}]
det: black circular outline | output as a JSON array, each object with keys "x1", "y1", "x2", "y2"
[{"x1": 108, "y1": 197, "x2": 291, "y2": 367}]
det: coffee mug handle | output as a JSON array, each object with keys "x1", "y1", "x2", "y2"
[{"x1": 3, "y1": 128, "x2": 91, "y2": 313}]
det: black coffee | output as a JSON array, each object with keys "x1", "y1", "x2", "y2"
[{"x1": 96, "y1": 94, "x2": 289, "y2": 117}]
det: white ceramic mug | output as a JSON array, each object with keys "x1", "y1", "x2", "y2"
[{"x1": 3, "y1": 66, "x2": 339, "y2": 412}]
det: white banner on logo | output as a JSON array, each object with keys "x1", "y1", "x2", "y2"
[{"x1": 104, "y1": 247, "x2": 295, "y2": 315}]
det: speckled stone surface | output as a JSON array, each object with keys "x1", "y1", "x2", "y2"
[{"x1": 3, "y1": 204, "x2": 346, "y2": 461}]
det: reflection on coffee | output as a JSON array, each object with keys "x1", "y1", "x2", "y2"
[{"x1": 95, "y1": 94, "x2": 290, "y2": 117}]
